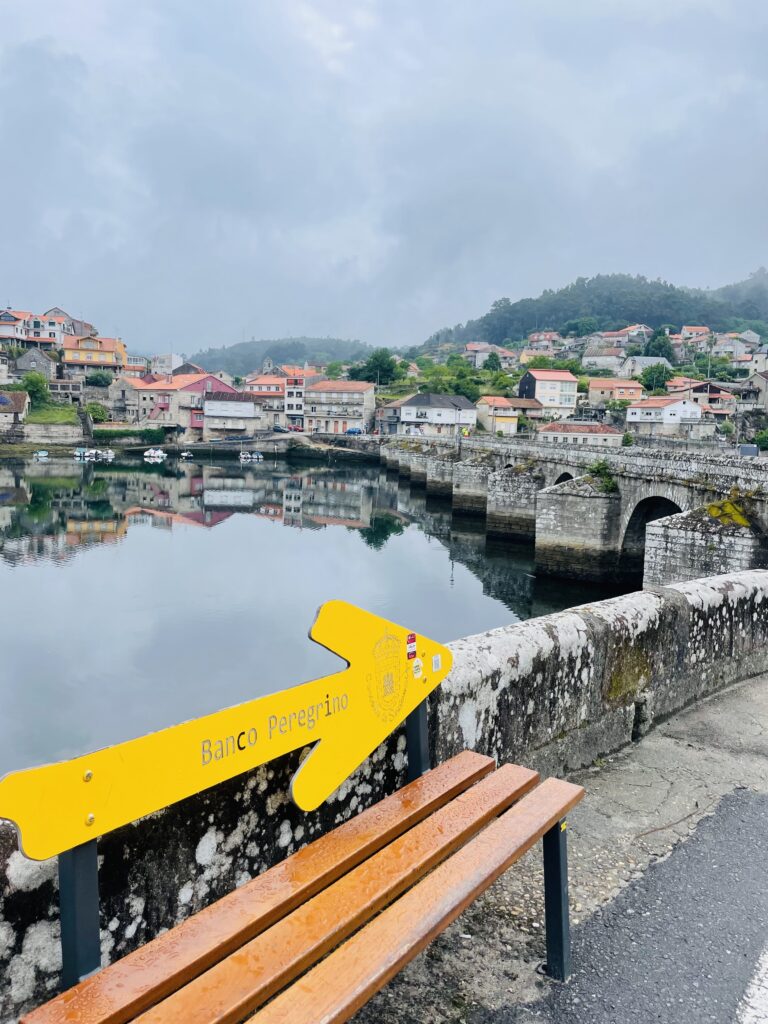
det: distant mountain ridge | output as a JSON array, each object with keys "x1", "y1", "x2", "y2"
[
  {"x1": 189, "y1": 336, "x2": 371, "y2": 375},
  {"x1": 416, "y1": 269, "x2": 768, "y2": 354}
]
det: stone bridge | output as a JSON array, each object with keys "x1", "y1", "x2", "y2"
[{"x1": 375, "y1": 437, "x2": 768, "y2": 585}]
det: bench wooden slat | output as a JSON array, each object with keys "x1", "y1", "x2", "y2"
[
  {"x1": 23, "y1": 750, "x2": 495, "y2": 1024},
  {"x1": 134, "y1": 763, "x2": 539, "y2": 1024},
  {"x1": 251, "y1": 777, "x2": 585, "y2": 1024}
]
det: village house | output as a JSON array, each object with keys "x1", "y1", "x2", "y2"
[
  {"x1": 475, "y1": 396, "x2": 519, "y2": 436},
  {"x1": 528, "y1": 330, "x2": 562, "y2": 346},
  {"x1": 375, "y1": 396, "x2": 414, "y2": 435},
  {"x1": 151, "y1": 354, "x2": 183, "y2": 375},
  {"x1": 463, "y1": 342, "x2": 517, "y2": 369},
  {"x1": 396, "y1": 393, "x2": 477, "y2": 437},
  {"x1": 243, "y1": 375, "x2": 287, "y2": 429},
  {"x1": 626, "y1": 396, "x2": 712, "y2": 438},
  {"x1": 0, "y1": 391, "x2": 30, "y2": 425},
  {"x1": 537, "y1": 421, "x2": 623, "y2": 447},
  {"x1": 202, "y1": 392, "x2": 260, "y2": 440},
  {"x1": 587, "y1": 379, "x2": 644, "y2": 405},
  {"x1": 62, "y1": 335, "x2": 128, "y2": 377},
  {"x1": 108, "y1": 373, "x2": 239, "y2": 437},
  {"x1": 582, "y1": 346, "x2": 624, "y2": 372},
  {"x1": 13, "y1": 348, "x2": 56, "y2": 381},
  {"x1": 667, "y1": 379, "x2": 737, "y2": 415},
  {"x1": 505, "y1": 396, "x2": 545, "y2": 419},
  {"x1": 619, "y1": 355, "x2": 673, "y2": 378},
  {"x1": 680, "y1": 325, "x2": 711, "y2": 342},
  {"x1": 304, "y1": 380, "x2": 375, "y2": 434},
  {"x1": 517, "y1": 368, "x2": 578, "y2": 419}
]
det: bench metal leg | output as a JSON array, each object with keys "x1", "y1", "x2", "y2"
[
  {"x1": 405, "y1": 700, "x2": 430, "y2": 781},
  {"x1": 542, "y1": 819, "x2": 571, "y2": 982},
  {"x1": 59, "y1": 839, "x2": 101, "y2": 989}
]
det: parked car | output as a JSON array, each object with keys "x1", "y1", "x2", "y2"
[
  {"x1": 272, "y1": 424, "x2": 289, "y2": 433},
  {"x1": 345, "y1": 427, "x2": 363, "y2": 435},
  {"x1": 288, "y1": 425, "x2": 303, "y2": 432}
]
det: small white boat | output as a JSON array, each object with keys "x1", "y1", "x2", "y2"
[
  {"x1": 239, "y1": 451, "x2": 264, "y2": 462},
  {"x1": 96, "y1": 449, "x2": 115, "y2": 461},
  {"x1": 180, "y1": 451, "x2": 193, "y2": 460},
  {"x1": 33, "y1": 450, "x2": 49, "y2": 460},
  {"x1": 144, "y1": 448, "x2": 167, "y2": 461}
]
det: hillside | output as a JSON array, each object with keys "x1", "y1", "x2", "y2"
[
  {"x1": 189, "y1": 336, "x2": 371, "y2": 376},
  {"x1": 415, "y1": 270, "x2": 768, "y2": 355}
]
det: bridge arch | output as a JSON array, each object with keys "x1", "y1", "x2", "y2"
[
  {"x1": 554, "y1": 472, "x2": 574, "y2": 485},
  {"x1": 619, "y1": 496, "x2": 683, "y2": 578}
]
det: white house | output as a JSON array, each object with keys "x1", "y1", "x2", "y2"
[
  {"x1": 398, "y1": 393, "x2": 477, "y2": 436},
  {"x1": 517, "y1": 369, "x2": 578, "y2": 419},
  {"x1": 626, "y1": 397, "x2": 709, "y2": 437},
  {"x1": 304, "y1": 380, "x2": 375, "y2": 433},
  {"x1": 619, "y1": 356, "x2": 673, "y2": 378},
  {"x1": 203, "y1": 392, "x2": 259, "y2": 440},
  {"x1": 537, "y1": 422, "x2": 623, "y2": 447}
]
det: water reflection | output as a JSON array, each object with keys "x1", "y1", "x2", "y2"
[{"x1": 0, "y1": 457, "x2": 625, "y2": 774}]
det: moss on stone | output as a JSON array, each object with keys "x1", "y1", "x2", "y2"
[{"x1": 606, "y1": 643, "x2": 651, "y2": 705}]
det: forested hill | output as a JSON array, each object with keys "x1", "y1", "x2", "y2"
[
  {"x1": 418, "y1": 270, "x2": 768, "y2": 353},
  {"x1": 189, "y1": 337, "x2": 371, "y2": 375}
]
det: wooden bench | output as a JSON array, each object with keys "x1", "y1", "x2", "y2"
[{"x1": 22, "y1": 751, "x2": 584, "y2": 1024}]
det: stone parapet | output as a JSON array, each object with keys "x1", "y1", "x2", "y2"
[{"x1": 3, "y1": 570, "x2": 768, "y2": 1018}]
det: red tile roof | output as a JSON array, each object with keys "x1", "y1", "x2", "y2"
[
  {"x1": 526, "y1": 369, "x2": 578, "y2": 382},
  {"x1": 629, "y1": 397, "x2": 689, "y2": 408},
  {"x1": 587, "y1": 379, "x2": 640, "y2": 388},
  {"x1": 477, "y1": 395, "x2": 515, "y2": 408},
  {"x1": 130, "y1": 373, "x2": 214, "y2": 391}
]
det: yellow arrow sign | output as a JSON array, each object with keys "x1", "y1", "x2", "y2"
[{"x1": 0, "y1": 602, "x2": 452, "y2": 861}]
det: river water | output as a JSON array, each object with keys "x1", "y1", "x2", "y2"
[{"x1": 0, "y1": 456, "x2": 625, "y2": 776}]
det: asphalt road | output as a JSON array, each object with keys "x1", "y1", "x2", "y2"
[{"x1": 481, "y1": 789, "x2": 768, "y2": 1024}]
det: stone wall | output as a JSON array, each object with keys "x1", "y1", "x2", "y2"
[
  {"x1": 644, "y1": 505, "x2": 768, "y2": 586},
  {"x1": 2, "y1": 570, "x2": 768, "y2": 1020},
  {"x1": 21, "y1": 424, "x2": 85, "y2": 446}
]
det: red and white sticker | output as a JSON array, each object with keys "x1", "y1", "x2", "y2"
[{"x1": 406, "y1": 633, "x2": 417, "y2": 660}]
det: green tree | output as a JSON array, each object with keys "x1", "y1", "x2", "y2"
[
  {"x1": 622, "y1": 432, "x2": 634, "y2": 447},
  {"x1": 644, "y1": 334, "x2": 675, "y2": 363},
  {"x1": 755, "y1": 429, "x2": 768, "y2": 451},
  {"x1": 640, "y1": 364, "x2": 674, "y2": 391},
  {"x1": 85, "y1": 371, "x2": 114, "y2": 387},
  {"x1": 325, "y1": 361, "x2": 343, "y2": 379},
  {"x1": 349, "y1": 348, "x2": 399, "y2": 385},
  {"x1": 358, "y1": 514, "x2": 405, "y2": 550},
  {"x1": 484, "y1": 351, "x2": 502, "y2": 372},
  {"x1": 21, "y1": 371, "x2": 50, "y2": 408},
  {"x1": 85, "y1": 402, "x2": 109, "y2": 423}
]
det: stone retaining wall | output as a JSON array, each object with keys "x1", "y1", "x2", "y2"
[{"x1": 2, "y1": 570, "x2": 767, "y2": 1019}]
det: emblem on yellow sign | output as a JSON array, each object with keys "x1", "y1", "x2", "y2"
[{"x1": 0, "y1": 602, "x2": 452, "y2": 861}]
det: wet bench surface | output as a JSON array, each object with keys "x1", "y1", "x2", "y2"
[{"x1": 23, "y1": 751, "x2": 584, "y2": 1024}]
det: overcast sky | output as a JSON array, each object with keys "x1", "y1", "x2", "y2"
[{"x1": 1, "y1": 1, "x2": 766, "y2": 352}]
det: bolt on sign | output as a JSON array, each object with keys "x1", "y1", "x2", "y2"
[{"x1": 0, "y1": 601, "x2": 452, "y2": 861}]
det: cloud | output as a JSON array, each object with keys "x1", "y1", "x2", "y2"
[{"x1": 0, "y1": 0, "x2": 766, "y2": 350}]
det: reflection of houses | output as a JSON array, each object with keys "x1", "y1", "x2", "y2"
[{"x1": 66, "y1": 518, "x2": 128, "y2": 546}]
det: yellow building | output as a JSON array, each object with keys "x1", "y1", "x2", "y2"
[
  {"x1": 475, "y1": 396, "x2": 519, "y2": 436},
  {"x1": 62, "y1": 335, "x2": 127, "y2": 373}
]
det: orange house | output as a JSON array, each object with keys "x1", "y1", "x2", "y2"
[{"x1": 62, "y1": 335, "x2": 128, "y2": 373}]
